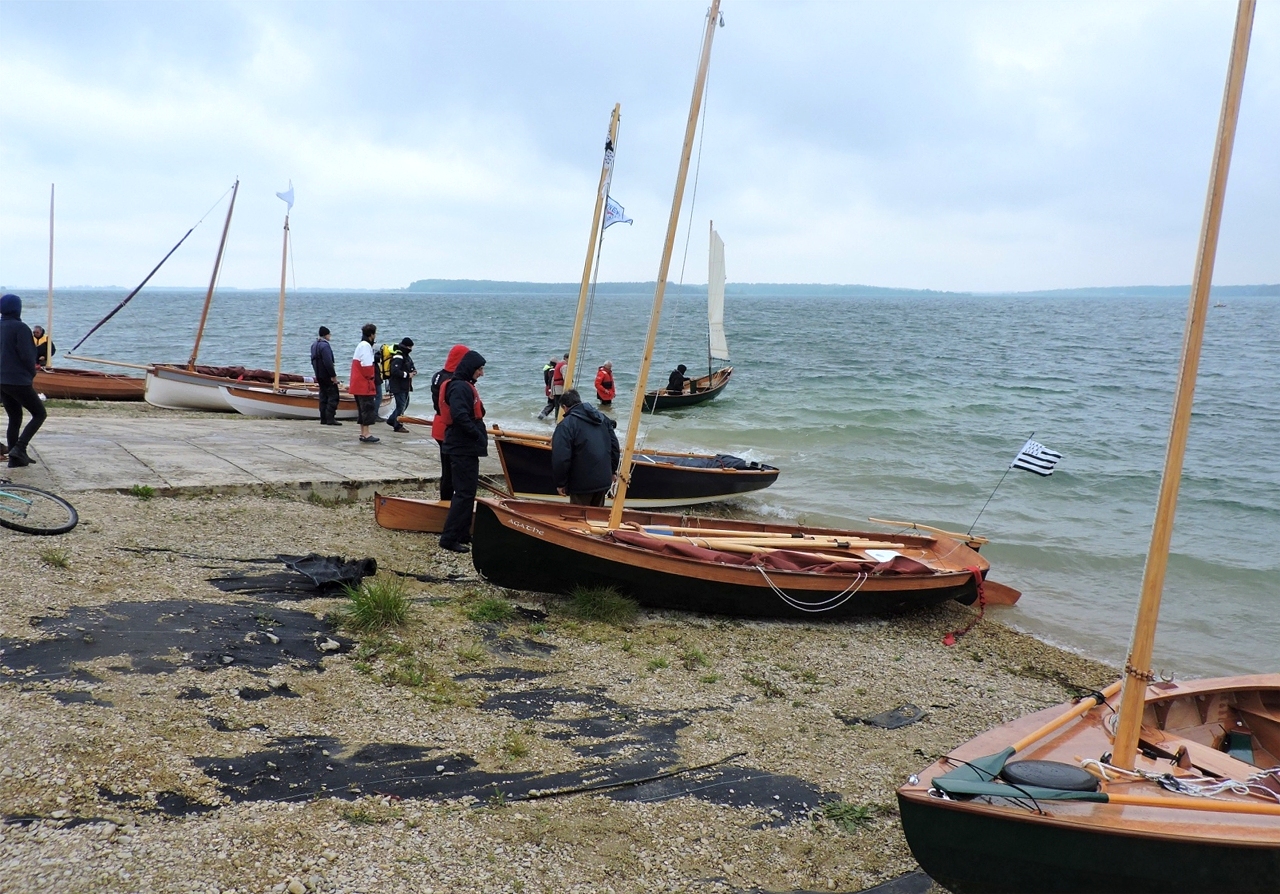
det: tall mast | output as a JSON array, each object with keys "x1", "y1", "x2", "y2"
[
  {"x1": 46, "y1": 183, "x2": 54, "y2": 368},
  {"x1": 273, "y1": 210, "x2": 290, "y2": 391},
  {"x1": 188, "y1": 178, "x2": 239, "y2": 370},
  {"x1": 564, "y1": 104, "x2": 622, "y2": 402},
  {"x1": 1112, "y1": 0, "x2": 1254, "y2": 770},
  {"x1": 608, "y1": 0, "x2": 722, "y2": 529}
]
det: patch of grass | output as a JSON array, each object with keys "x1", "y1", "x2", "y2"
[
  {"x1": 465, "y1": 596, "x2": 515, "y2": 624},
  {"x1": 338, "y1": 804, "x2": 383, "y2": 825},
  {"x1": 526, "y1": 621, "x2": 547, "y2": 635},
  {"x1": 646, "y1": 656, "x2": 670, "y2": 672},
  {"x1": 820, "y1": 801, "x2": 880, "y2": 833},
  {"x1": 307, "y1": 490, "x2": 351, "y2": 508},
  {"x1": 566, "y1": 585, "x2": 637, "y2": 626},
  {"x1": 680, "y1": 645, "x2": 710, "y2": 670},
  {"x1": 502, "y1": 729, "x2": 530, "y2": 759},
  {"x1": 457, "y1": 641, "x2": 487, "y2": 664},
  {"x1": 128, "y1": 484, "x2": 155, "y2": 501},
  {"x1": 338, "y1": 577, "x2": 410, "y2": 632},
  {"x1": 743, "y1": 672, "x2": 785, "y2": 699},
  {"x1": 698, "y1": 673, "x2": 721, "y2": 685},
  {"x1": 39, "y1": 548, "x2": 69, "y2": 569}
]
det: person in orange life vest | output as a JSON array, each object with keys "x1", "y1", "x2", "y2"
[
  {"x1": 594, "y1": 361, "x2": 615, "y2": 406},
  {"x1": 430, "y1": 343, "x2": 470, "y2": 501},
  {"x1": 538, "y1": 352, "x2": 569, "y2": 420},
  {"x1": 349, "y1": 322, "x2": 380, "y2": 443},
  {"x1": 438, "y1": 349, "x2": 487, "y2": 553}
]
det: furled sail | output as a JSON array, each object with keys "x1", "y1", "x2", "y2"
[{"x1": 707, "y1": 227, "x2": 729, "y2": 362}]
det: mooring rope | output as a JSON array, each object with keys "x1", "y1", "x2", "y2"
[{"x1": 755, "y1": 565, "x2": 867, "y2": 613}]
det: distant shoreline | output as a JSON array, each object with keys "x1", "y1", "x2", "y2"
[{"x1": 8, "y1": 281, "x2": 1279, "y2": 298}]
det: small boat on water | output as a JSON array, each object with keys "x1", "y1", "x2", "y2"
[
  {"x1": 898, "y1": 7, "x2": 1280, "y2": 891},
  {"x1": 472, "y1": 496, "x2": 991, "y2": 618},
  {"x1": 642, "y1": 222, "x2": 733, "y2": 411},
  {"x1": 35, "y1": 367, "x2": 145, "y2": 401}
]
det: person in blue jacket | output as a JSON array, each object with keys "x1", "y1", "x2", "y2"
[{"x1": 0, "y1": 294, "x2": 46, "y2": 467}]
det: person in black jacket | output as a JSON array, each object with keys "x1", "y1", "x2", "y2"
[
  {"x1": 0, "y1": 294, "x2": 46, "y2": 467},
  {"x1": 439, "y1": 350, "x2": 487, "y2": 553},
  {"x1": 385, "y1": 338, "x2": 417, "y2": 432},
  {"x1": 667, "y1": 364, "x2": 690, "y2": 394},
  {"x1": 309, "y1": 326, "x2": 341, "y2": 426},
  {"x1": 551, "y1": 389, "x2": 619, "y2": 507}
]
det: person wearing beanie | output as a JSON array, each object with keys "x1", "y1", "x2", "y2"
[
  {"x1": 309, "y1": 326, "x2": 340, "y2": 426},
  {"x1": 430, "y1": 344, "x2": 470, "y2": 501},
  {"x1": 551, "y1": 389, "x2": 619, "y2": 507},
  {"x1": 0, "y1": 294, "x2": 46, "y2": 467},
  {"x1": 438, "y1": 349, "x2": 487, "y2": 553},
  {"x1": 385, "y1": 337, "x2": 417, "y2": 433}
]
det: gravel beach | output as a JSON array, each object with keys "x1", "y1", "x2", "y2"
[{"x1": 0, "y1": 406, "x2": 1116, "y2": 894}]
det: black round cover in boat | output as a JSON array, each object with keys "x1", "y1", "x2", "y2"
[{"x1": 999, "y1": 759, "x2": 1100, "y2": 792}]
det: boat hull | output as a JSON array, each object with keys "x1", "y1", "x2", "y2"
[
  {"x1": 642, "y1": 366, "x2": 732, "y2": 411},
  {"x1": 35, "y1": 368, "x2": 145, "y2": 401},
  {"x1": 493, "y1": 428, "x2": 777, "y2": 509},
  {"x1": 471, "y1": 498, "x2": 983, "y2": 618},
  {"x1": 222, "y1": 386, "x2": 363, "y2": 420},
  {"x1": 145, "y1": 367, "x2": 240, "y2": 411},
  {"x1": 374, "y1": 493, "x2": 451, "y2": 533},
  {"x1": 898, "y1": 676, "x2": 1280, "y2": 894}
]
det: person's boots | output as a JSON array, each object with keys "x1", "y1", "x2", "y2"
[{"x1": 8, "y1": 446, "x2": 31, "y2": 468}]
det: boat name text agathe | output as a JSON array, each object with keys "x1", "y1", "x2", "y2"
[{"x1": 509, "y1": 520, "x2": 546, "y2": 538}]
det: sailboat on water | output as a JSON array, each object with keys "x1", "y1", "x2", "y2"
[
  {"x1": 642, "y1": 221, "x2": 732, "y2": 410},
  {"x1": 471, "y1": 0, "x2": 1011, "y2": 618},
  {"x1": 897, "y1": 4, "x2": 1280, "y2": 890}
]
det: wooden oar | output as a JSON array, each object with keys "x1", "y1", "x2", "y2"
[
  {"x1": 1011, "y1": 680, "x2": 1124, "y2": 753},
  {"x1": 587, "y1": 520, "x2": 904, "y2": 546},
  {"x1": 867, "y1": 517, "x2": 984, "y2": 546},
  {"x1": 64, "y1": 354, "x2": 152, "y2": 371},
  {"x1": 666, "y1": 539, "x2": 870, "y2": 564}
]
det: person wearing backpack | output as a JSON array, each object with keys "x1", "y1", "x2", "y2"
[
  {"x1": 386, "y1": 338, "x2": 417, "y2": 432},
  {"x1": 373, "y1": 342, "x2": 394, "y2": 420}
]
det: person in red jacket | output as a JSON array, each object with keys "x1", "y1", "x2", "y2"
[
  {"x1": 430, "y1": 343, "x2": 470, "y2": 501},
  {"x1": 349, "y1": 322, "x2": 380, "y2": 443},
  {"x1": 594, "y1": 361, "x2": 615, "y2": 406}
]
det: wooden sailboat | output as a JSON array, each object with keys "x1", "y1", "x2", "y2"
[
  {"x1": 472, "y1": 1, "x2": 1008, "y2": 618},
  {"x1": 642, "y1": 221, "x2": 732, "y2": 410},
  {"x1": 33, "y1": 184, "x2": 146, "y2": 401},
  {"x1": 488, "y1": 103, "x2": 778, "y2": 507},
  {"x1": 897, "y1": 5, "x2": 1280, "y2": 890}
]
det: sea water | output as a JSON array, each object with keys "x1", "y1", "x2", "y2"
[{"x1": 24, "y1": 287, "x2": 1280, "y2": 678}]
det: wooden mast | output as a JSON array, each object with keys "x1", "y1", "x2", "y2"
[
  {"x1": 46, "y1": 183, "x2": 54, "y2": 368},
  {"x1": 608, "y1": 0, "x2": 721, "y2": 529},
  {"x1": 563, "y1": 104, "x2": 622, "y2": 403},
  {"x1": 1112, "y1": 0, "x2": 1254, "y2": 770},
  {"x1": 273, "y1": 208, "x2": 290, "y2": 392},
  {"x1": 187, "y1": 179, "x2": 239, "y2": 370}
]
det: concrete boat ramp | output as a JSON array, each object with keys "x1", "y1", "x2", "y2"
[{"x1": 6, "y1": 407, "x2": 502, "y2": 498}]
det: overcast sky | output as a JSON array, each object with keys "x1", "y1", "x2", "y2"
[{"x1": 2, "y1": 1, "x2": 1278, "y2": 291}]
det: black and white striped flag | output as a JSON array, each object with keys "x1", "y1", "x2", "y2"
[{"x1": 1011, "y1": 439, "x2": 1062, "y2": 476}]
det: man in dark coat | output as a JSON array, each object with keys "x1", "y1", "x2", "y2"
[
  {"x1": 0, "y1": 294, "x2": 46, "y2": 467},
  {"x1": 386, "y1": 338, "x2": 417, "y2": 433},
  {"x1": 551, "y1": 389, "x2": 619, "y2": 507},
  {"x1": 439, "y1": 350, "x2": 487, "y2": 553},
  {"x1": 310, "y1": 326, "x2": 341, "y2": 426},
  {"x1": 667, "y1": 364, "x2": 690, "y2": 394}
]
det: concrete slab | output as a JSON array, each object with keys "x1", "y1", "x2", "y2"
[{"x1": 3, "y1": 408, "x2": 502, "y2": 497}]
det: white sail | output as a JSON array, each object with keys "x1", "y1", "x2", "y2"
[{"x1": 707, "y1": 227, "x2": 729, "y2": 362}]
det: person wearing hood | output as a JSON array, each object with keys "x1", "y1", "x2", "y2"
[
  {"x1": 385, "y1": 337, "x2": 417, "y2": 433},
  {"x1": 430, "y1": 344, "x2": 470, "y2": 501},
  {"x1": 438, "y1": 349, "x2": 487, "y2": 552},
  {"x1": 0, "y1": 294, "x2": 46, "y2": 467},
  {"x1": 667, "y1": 364, "x2": 691, "y2": 394},
  {"x1": 551, "y1": 389, "x2": 620, "y2": 507}
]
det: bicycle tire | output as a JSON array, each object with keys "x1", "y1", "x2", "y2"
[{"x1": 0, "y1": 483, "x2": 79, "y2": 535}]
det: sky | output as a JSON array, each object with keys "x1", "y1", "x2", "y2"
[{"x1": 2, "y1": 0, "x2": 1279, "y2": 292}]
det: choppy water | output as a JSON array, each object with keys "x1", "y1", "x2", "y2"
[{"x1": 22, "y1": 286, "x2": 1280, "y2": 678}]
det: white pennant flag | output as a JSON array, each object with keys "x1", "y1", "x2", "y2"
[
  {"x1": 1010, "y1": 439, "x2": 1063, "y2": 476},
  {"x1": 603, "y1": 196, "x2": 632, "y2": 229},
  {"x1": 276, "y1": 180, "x2": 295, "y2": 210}
]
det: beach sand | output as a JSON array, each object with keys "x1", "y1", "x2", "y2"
[{"x1": 0, "y1": 404, "x2": 1116, "y2": 893}]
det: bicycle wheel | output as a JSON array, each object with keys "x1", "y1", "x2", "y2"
[{"x1": 0, "y1": 483, "x2": 79, "y2": 535}]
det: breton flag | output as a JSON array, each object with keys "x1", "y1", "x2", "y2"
[
  {"x1": 604, "y1": 196, "x2": 633, "y2": 229},
  {"x1": 1011, "y1": 439, "x2": 1063, "y2": 476},
  {"x1": 276, "y1": 180, "x2": 295, "y2": 210}
]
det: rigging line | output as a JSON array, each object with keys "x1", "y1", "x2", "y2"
[
  {"x1": 968, "y1": 430, "x2": 1032, "y2": 536},
  {"x1": 70, "y1": 182, "x2": 238, "y2": 352}
]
